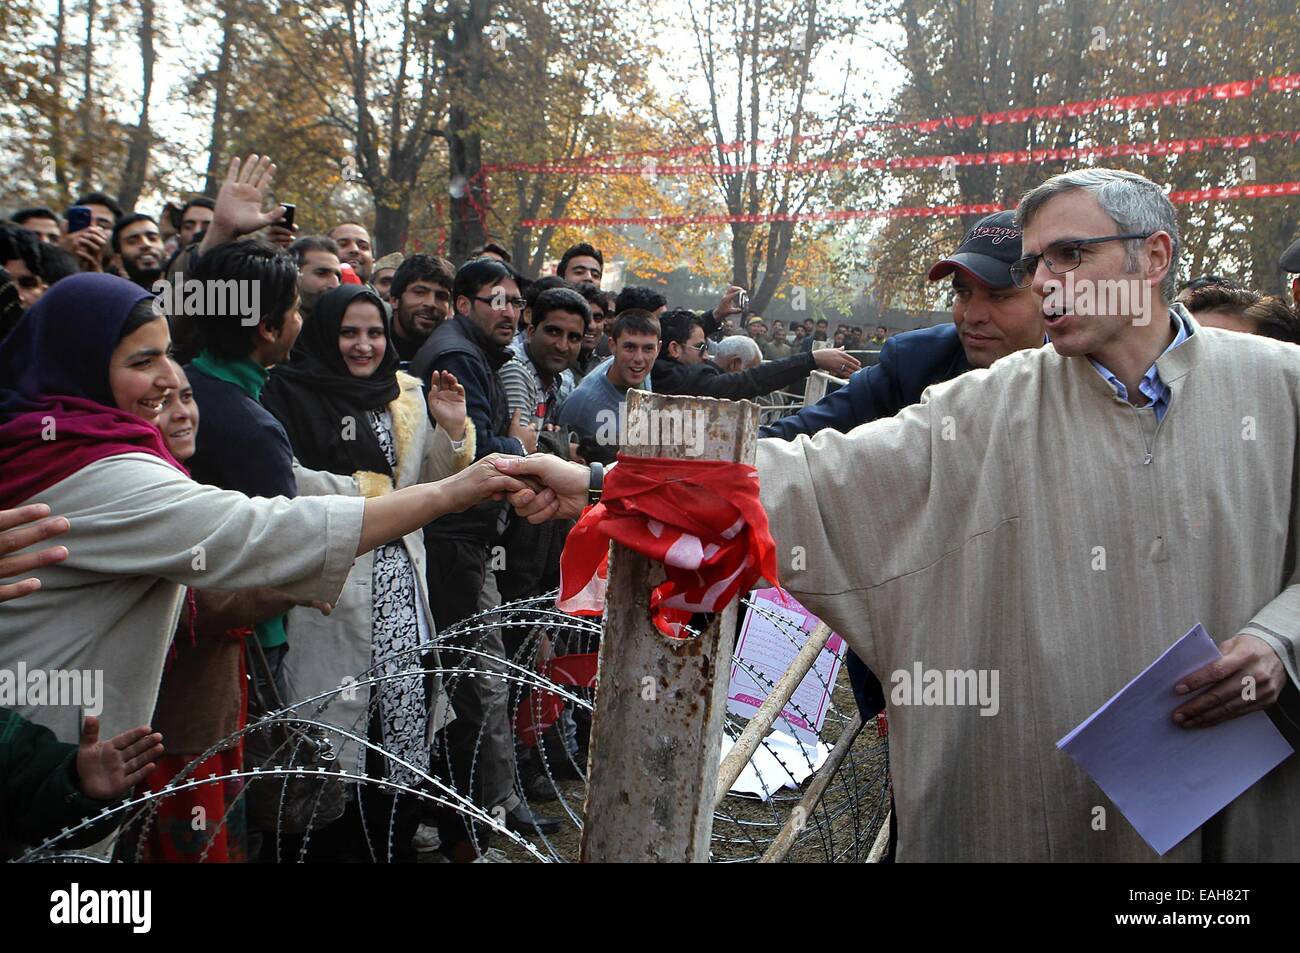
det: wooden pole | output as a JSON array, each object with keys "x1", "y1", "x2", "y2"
[
  {"x1": 580, "y1": 391, "x2": 759, "y2": 863},
  {"x1": 802, "y1": 369, "x2": 840, "y2": 406},
  {"x1": 714, "y1": 622, "x2": 832, "y2": 809},
  {"x1": 866, "y1": 808, "x2": 893, "y2": 863},
  {"x1": 757, "y1": 713, "x2": 863, "y2": 863}
]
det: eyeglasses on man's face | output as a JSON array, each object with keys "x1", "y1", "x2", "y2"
[
  {"x1": 1010, "y1": 233, "x2": 1152, "y2": 289},
  {"x1": 472, "y1": 293, "x2": 527, "y2": 312}
]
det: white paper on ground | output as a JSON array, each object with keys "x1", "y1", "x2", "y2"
[{"x1": 720, "y1": 729, "x2": 830, "y2": 800}]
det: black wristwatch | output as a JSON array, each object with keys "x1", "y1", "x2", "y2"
[{"x1": 587, "y1": 462, "x2": 604, "y2": 505}]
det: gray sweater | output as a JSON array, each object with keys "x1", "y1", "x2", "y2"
[{"x1": 1, "y1": 453, "x2": 365, "y2": 744}]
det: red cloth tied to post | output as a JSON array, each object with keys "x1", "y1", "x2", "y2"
[{"x1": 557, "y1": 455, "x2": 780, "y2": 638}]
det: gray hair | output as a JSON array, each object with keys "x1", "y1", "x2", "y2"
[
  {"x1": 1016, "y1": 168, "x2": 1179, "y2": 302},
  {"x1": 711, "y1": 334, "x2": 762, "y2": 367}
]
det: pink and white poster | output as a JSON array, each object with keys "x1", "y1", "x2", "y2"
[{"x1": 728, "y1": 587, "x2": 846, "y2": 748}]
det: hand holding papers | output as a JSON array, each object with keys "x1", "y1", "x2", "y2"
[{"x1": 1058, "y1": 624, "x2": 1292, "y2": 855}]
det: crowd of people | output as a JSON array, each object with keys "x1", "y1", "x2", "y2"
[{"x1": 3, "y1": 154, "x2": 1300, "y2": 862}]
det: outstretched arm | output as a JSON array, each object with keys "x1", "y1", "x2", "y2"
[
  {"x1": 355, "y1": 454, "x2": 525, "y2": 555},
  {"x1": 39, "y1": 454, "x2": 524, "y2": 608},
  {"x1": 696, "y1": 349, "x2": 860, "y2": 402}
]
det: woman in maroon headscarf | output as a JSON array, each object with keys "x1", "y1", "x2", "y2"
[{"x1": 0, "y1": 273, "x2": 528, "y2": 757}]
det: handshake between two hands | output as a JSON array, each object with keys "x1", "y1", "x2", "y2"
[
  {"x1": 451, "y1": 453, "x2": 591, "y2": 525},
  {"x1": 444, "y1": 451, "x2": 1290, "y2": 733}
]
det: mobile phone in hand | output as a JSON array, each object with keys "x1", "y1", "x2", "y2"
[
  {"x1": 66, "y1": 206, "x2": 92, "y2": 233},
  {"x1": 280, "y1": 203, "x2": 296, "y2": 230}
]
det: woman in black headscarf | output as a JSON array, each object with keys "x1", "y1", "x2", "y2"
[{"x1": 262, "y1": 285, "x2": 474, "y2": 861}]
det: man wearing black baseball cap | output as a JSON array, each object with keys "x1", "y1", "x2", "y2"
[
  {"x1": 759, "y1": 210, "x2": 1043, "y2": 859},
  {"x1": 1280, "y1": 235, "x2": 1300, "y2": 311},
  {"x1": 926, "y1": 209, "x2": 1045, "y2": 368},
  {"x1": 763, "y1": 209, "x2": 1042, "y2": 442}
]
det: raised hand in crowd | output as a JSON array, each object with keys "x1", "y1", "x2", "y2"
[
  {"x1": 264, "y1": 223, "x2": 297, "y2": 250},
  {"x1": 59, "y1": 225, "x2": 107, "y2": 273},
  {"x1": 0, "y1": 503, "x2": 69, "y2": 604},
  {"x1": 507, "y1": 407, "x2": 539, "y2": 454},
  {"x1": 811, "y1": 346, "x2": 862, "y2": 379},
  {"x1": 427, "y1": 369, "x2": 468, "y2": 441},
  {"x1": 75, "y1": 715, "x2": 165, "y2": 802},
  {"x1": 200, "y1": 154, "x2": 287, "y2": 254},
  {"x1": 713, "y1": 285, "x2": 748, "y2": 320}
]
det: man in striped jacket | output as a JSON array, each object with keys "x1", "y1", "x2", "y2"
[{"x1": 499, "y1": 287, "x2": 591, "y2": 430}]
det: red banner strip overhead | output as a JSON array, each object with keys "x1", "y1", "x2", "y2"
[
  {"x1": 519, "y1": 181, "x2": 1300, "y2": 229},
  {"x1": 490, "y1": 130, "x2": 1300, "y2": 178},
  {"x1": 484, "y1": 71, "x2": 1300, "y2": 172}
]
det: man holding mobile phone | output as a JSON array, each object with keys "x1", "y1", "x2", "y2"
[
  {"x1": 264, "y1": 202, "x2": 297, "y2": 250},
  {"x1": 59, "y1": 192, "x2": 121, "y2": 273}
]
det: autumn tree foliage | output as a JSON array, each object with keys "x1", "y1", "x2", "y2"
[
  {"x1": 859, "y1": 0, "x2": 1299, "y2": 308},
  {"x1": 0, "y1": 0, "x2": 1293, "y2": 310}
]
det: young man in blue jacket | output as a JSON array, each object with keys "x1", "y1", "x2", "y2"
[{"x1": 762, "y1": 210, "x2": 1042, "y2": 447}]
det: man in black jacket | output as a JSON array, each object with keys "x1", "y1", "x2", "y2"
[
  {"x1": 410, "y1": 258, "x2": 560, "y2": 850},
  {"x1": 650, "y1": 308, "x2": 859, "y2": 399},
  {"x1": 761, "y1": 210, "x2": 1041, "y2": 444}
]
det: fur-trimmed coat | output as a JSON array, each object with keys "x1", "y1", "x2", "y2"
[{"x1": 283, "y1": 371, "x2": 475, "y2": 769}]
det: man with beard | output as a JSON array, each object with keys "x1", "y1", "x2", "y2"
[
  {"x1": 287, "y1": 235, "x2": 342, "y2": 322},
  {"x1": 389, "y1": 254, "x2": 455, "y2": 367},
  {"x1": 328, "y1": 222, "x2": 374, "y2": 283},
  {"x1": 764, "y1": 319, "x2": 793, "y2": 359},
  {"x1": 411, "y1": 257, "x2": 560, "y2": 851},
  {"x1": 110, "y1": 214, "x2": 165, "y2": 290},
  {"x1": 500, "y1": 287, "x2": 589, "y2": 429}
]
